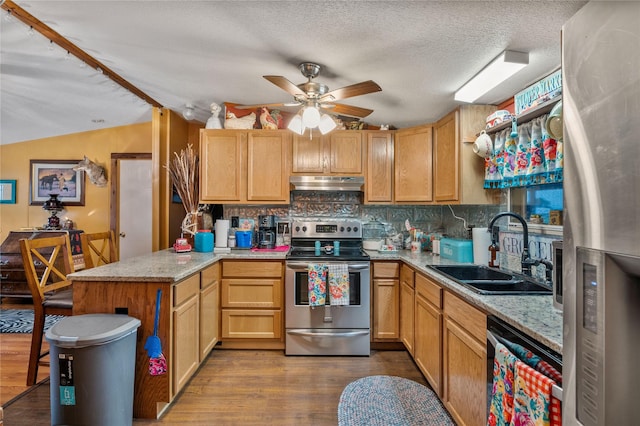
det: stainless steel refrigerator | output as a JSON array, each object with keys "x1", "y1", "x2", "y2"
[{"x1": 563, "y1": 2, "x2": 640, "y2": 425}]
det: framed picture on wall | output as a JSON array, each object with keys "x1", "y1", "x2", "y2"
[
  {"x1": 30, "y1": 160, "x2": 85, "y2": 206},
  {"x1": 0, "y1": 179, "x2": 16, "y2": 204}
]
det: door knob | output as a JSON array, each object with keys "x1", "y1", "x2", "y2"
[{"x1": 119, "y1": 232, "x2": 126, "y2": 238}]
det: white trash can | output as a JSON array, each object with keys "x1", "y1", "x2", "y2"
[{"x1": 45, "y1": 314, "x2": 141, "y2": 426}]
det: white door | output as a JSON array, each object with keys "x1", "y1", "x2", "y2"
[{"x1": 118, "y1": 159, "x2": 152, "y2": 260}]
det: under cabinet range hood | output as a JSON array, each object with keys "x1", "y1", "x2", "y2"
[{"x1": 290, "y1": 176, "x2": 364, "y2": 192}]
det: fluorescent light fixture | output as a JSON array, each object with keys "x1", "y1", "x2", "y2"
[{"x1": 454, "y1": 50, "x2": 529, "y2": 103}]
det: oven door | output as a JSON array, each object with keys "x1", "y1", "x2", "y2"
[
  {"x1": 285, "y1": 260, "x2": 370, "y2": 356},
  {"x1": 285, "y1": 261, "x2": 370, "y2": 330}
]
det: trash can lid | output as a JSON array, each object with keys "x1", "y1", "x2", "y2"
[{"x1": 45, "y1": 314, "x2": 141, "y2": 348}]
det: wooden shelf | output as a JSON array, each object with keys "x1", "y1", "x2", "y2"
[{"x1": 483, "y1": 95, "x2": 562, "y2": 135}]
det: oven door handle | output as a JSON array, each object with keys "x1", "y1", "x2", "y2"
[
  {"x1": 287, "y1": 329, "x2": 370, "y2": 338},
  {"x1": 286, "y1": 261, "x2": 370, "y2": 271}
]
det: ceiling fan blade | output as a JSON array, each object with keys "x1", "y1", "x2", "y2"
[
  {"x1": 319, "y1": 80, "x2": 382, "y2": 102},
  {"x1": 234, "y1": 102, "x2": 301, "y2": 109},
  {"x1": 321, "y1": 103, "x2": 374, "y2": 118},
  {"x1": 264, "y1": 75, "x2": 308, "y2": 98}
]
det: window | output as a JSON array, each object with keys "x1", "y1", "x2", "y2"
[{"x1": 509, "y1": 182, "x2": 563, "y2": 234}]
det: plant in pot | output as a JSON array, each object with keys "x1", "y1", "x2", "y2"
[{"x1": 165, "y1": 144, "x2": 199, "y2": 243}]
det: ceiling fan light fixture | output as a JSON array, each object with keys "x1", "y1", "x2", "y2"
[
  {"x1": 182, "y1": 104, "x2": 195, "y2": 121},
  {"x1": 301, "y1": 106, "x2": 321, "y2": 128},
  {"x1": 318, "y1": 114, "x2": 337, "y2": 135},
  {"x1": 454, "y1": 50, "x2": 529, "y2": 103},
  {"x1": 287, "y1": 114, "x2": 306, "y2": 136}
]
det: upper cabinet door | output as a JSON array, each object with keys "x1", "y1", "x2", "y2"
[
  {"x1": 247, "y1": 131, "x2": 291, "y2": 203},
  {"x1": 434, "y1": 110, "x2": 459, "y2": 202},
  {"x1": 365, "y1": 131, "x2": 393, "y2": 203},
  {"x1": 394, "y1": 126, "x2": 433, "y2": 203},
  {"x1": 327, "y1": 131, "x2": 363, "y2": 175},
  {"x1": 200, "y1": 130, "x2": 245, "y2": 202},
  {"x1": 292, "y1": 133, "x2": 325, "y2": 173}
]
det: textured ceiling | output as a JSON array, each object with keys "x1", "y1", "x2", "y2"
[{"x1": 0, "y1": 0, "x2": 586, "y2": 145}]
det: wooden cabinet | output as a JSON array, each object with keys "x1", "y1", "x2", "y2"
[
  {"x1": 394, "y1": 125, "x2": 433, "y2": 202},
  {"x1": 200, "y1": 129, "x2": 290, "y2": 204},
  {"x1": 200, "y1": 130, "x2": 244, "y2": 202},
  {"x1": 199, "y1": 263, "x2": 220, "y2": 361},
  {"x1": 399, "y1": 264, "x2": 415, "y2": 355},
  {"x1": 414, "y1": 273, "x2": 443, "y2": 396},
  {"x1": 220, "y1": 260, "x2": 284, "y2": 347},
  {"x1": 365, "y1": 131, "x2": 394, "y2": 203},
  {"x1": 372, "y1": 261, "x2": 400, "y2": 341},
  {"x1": 292, "y1": 130, "x2": 363, "y2": 175},
  {"x1": 172, "y1": 274, "x2": 200, "y2": 396},
  {"x1": 442, "y1": 291, "x2": 487, "y2": 426},
  {"x1": 433, "y1": 105, "x2": 498, "y2": 204}
]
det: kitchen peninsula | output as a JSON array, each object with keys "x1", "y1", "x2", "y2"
[{"x1": 69, "y1": 248, "x2": 561, "y2": 420}]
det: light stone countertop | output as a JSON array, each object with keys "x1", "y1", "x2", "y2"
[{"x1": 69, "y1": 247, "x2": 562, "y2": 353}]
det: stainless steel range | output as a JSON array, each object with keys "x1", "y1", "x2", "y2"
[{"x1": 285, "y1": 219, "x2": 370, "y2": 356}]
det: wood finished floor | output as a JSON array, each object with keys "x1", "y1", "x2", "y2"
[{"x1": 2, "y1": 344, "x2": 430, "y2": 425}]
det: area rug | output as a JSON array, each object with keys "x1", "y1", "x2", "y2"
[
  {"x1": 0, "y1": 309, "x2": 65, "y2": 334},
  {"x1": 338, "y1": 375, "x2": 456, "y2": 426}
]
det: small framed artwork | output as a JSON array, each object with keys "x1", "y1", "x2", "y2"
[
  {"x1": 0, "y1": 180, "x2": 16, "y2": 204},
  {"x1": 30, "y1": 160, "x2": 85, "y2": 206}
]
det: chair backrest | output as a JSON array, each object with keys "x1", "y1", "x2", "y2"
[
  {"x1": 19, "y1": 234, "x2": 75, "y2": 304},
  {"x1": 80, "y1": 230, "x2": 118, "y2": 269}
]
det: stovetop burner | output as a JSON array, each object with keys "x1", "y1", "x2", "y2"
[{"x1": 286, "y1": 219, "x2": 370, "y2": 262}]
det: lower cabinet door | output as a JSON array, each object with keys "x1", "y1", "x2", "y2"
[
  {"x1": 399, "y1": 281, "x2": 415, "y2": 355},
  {"x1": 173, "y1": 294, "x2": 200, "y2": 395},
  {"x1": 443, "y1": 317, "x2": 487, "y2": 426},
  {"x1": 199, "y1": 281, "x2": 219, "y2": 361},
  {"x1": 414, "y1": 293, "x2": 442, "y2": 396}
]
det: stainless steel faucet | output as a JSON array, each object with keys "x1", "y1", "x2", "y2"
[{"x1": 488, "y1": 212, "x2": 534, "y2": 276}]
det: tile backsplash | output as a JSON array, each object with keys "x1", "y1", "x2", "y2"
[{"x1": 221, "y1": 191, "x2": 501, "y2": 239}]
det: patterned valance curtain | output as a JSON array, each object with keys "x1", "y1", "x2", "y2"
[{"x1": 484, "y1": 114, "x2": 564, "y2": 189}]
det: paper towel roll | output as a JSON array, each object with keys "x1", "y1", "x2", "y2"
[
  {"x1": 214, "y1": 220, "x2": 230, "y2": 247},
  {"x1": 472, "y1": 227, "x2": 492, "y2": 265}
]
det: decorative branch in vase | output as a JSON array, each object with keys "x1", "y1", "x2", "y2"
[{"x1": 165, "y1": 144, "x2": 199, "y2": 238}]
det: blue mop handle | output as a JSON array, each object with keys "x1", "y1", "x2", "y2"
[{"x1": 153, "y1": 288, "x2": 161, "y2": 337}]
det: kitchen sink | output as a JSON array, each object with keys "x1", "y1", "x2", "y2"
[{"x1": 426, "y1": 264, "x2": 552, "y2": 295}]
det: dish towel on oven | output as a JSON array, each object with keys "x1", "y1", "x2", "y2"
[
  {"x1": 308, "y1": 264, "x2": 327, "y2": 307},
  {"x1": 510, "y1": 360, "x2": 556, "y2": 426},
  {"x1": 328, "y1": 264, "x2": 350, "y2": 306},
  {"x1": 488, "y1": 342, "x2": 518, "y2": 426}
]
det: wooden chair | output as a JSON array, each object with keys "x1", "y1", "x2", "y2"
[
  {"x1": 19, "y1": 234, "x2": 75, "y2": 386},
  {"x1": 80, "y1": 230, "x2": 118, "y2": 269}
]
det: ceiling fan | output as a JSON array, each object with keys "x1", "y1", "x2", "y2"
[{"x1": 237, "y1": 62, "x2": 382, "y2": 134}]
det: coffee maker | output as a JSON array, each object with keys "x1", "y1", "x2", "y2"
[{"x1": 258, "y1": 215, "x2": 276, "y2": 249}]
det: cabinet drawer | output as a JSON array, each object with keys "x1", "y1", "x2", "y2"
[
  {"x1": 174, "y1": 274, "x2": 200, "y2": 307},
  {"x1": 374, "y1": 262, "x2": 399, "y2": 278},
  {"x1": 416, "y1": 273, "x2": 442, "y2": 308},
  {"x1": 221, "y1": 279, "x2": 282, "y2": 308},
  {"x1": 444, "y1": 291, "x2": 486, "y2": 342},
  {"x1": 201, "y1": 262, "x2": 220, "y2": 289},
  {"x1": 400, "y1": 264, "x2": 415, "y2": 288},
  {"x1": 221, "y1": 309, "x2": 282, "y2": 339},
  {"x1": 222, "y1": 261, "x2": 282, "y2": 278}
]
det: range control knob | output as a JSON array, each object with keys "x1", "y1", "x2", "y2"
[
  {"x1": 295, "y1": 226, "x2": 300, "y2": 232},
  {"x1": 347, "y1": 227, "x2": 352, "y2": 232},
  {"x1": 302, "y1": 226, "x2": 307, "y2": 232},
  {"x1": 353, "y1": 226, "x2": 358, "y2": 233},
  {"x1": 340, "y1": 226, "x2": 345, "y2": 232}
]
